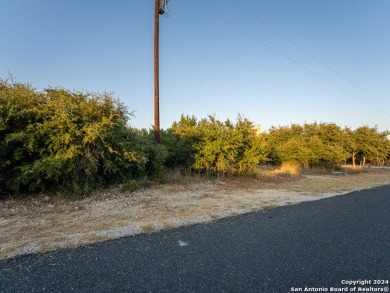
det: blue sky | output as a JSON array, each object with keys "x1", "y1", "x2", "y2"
[{"x1": 1, "y1": 0, "x2": 390, "y2": 132}]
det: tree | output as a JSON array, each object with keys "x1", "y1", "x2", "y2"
[
  {"x1": 168, "y1": 115, "x2": 267, "y2": 175},
  {"x1": 267, "y1": 123, "x2": 348, "y2": 168},
  {"x1": 353, "y1": 126, "x2": 390, "y2": 167},
  {"x1": 0, "y1": 78, "x2": 165, "y2": 195}
]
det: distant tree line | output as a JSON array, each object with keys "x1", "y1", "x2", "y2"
[
  {"x1": 164, "y1": 115, "x2": 390, "y2": 172},
  {"x1": 1, "y1": 79, "x2": 389, "y2": 196}
]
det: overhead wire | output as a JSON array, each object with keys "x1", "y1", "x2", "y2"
[
  {"x1": 185, "y1": 0, "x2": 390, "y2": 117},
  {"x1": 228, "y1": 0, "x2": 390, "y2": 109}
]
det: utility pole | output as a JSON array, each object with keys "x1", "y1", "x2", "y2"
[
  {"x1": 154, "y1": 0, "x2": 160, "y2": 143},
  {"x1": 154, "y1": 0, "x2": 169, "y2": 144},
  {"x1": 154, "y1": 0, "x2": 167, "y2": 144}
]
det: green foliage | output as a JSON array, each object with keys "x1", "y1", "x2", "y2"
[
  {"x1": 0, "y1": 78, "x2": 165, "y2": 196},
  {"x1": 121, "y1": 179, "x2": 139, "y2": 193},
  {"x1": 163, "y1": 115, "x2": 199, "y2": 169},
  {"x1": 267, "y1": 122, "x2": 390, "y2": 168},
  {"x1": 353, "y1": 125, "x2": 390, "y2": 166},
  {"x1": 1, "y1": 77, "x2": 390, "y2": 196},
  {"x1": 121, "y1": 177, "x2": 155, "y2": 193},
  {"x1": 167, "y1": 115, "x2": 267, "y2": 175},
  {"x1": 268, "y1": 123, "x2": 349, "y2": 168},
  {"x1": 131, "y1": 129, "x2": 168, "y2": 181}
]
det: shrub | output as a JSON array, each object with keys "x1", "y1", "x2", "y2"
[
  {"x1": 267, "y1": 123, "x2": 349, "y2": 169},
  {"x1": 131, "y1": 129, "x2": 168, "y2": 182},
  {"x1": 168, "y1": 115, "x2": 267, "y2": 175},
  {"x1": 0, "y1": 79, "x2": 163, "y2": 196},
  {"x1": 121, "y1": 179, "x2": 139, "y2": 193},
  {"x1": 163, "y1": 115, "x2": 199, "y2": 169}
]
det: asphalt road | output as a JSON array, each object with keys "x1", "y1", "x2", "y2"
[{"x1": 1, "y1": 185, "x2": 390, "y2": 292}]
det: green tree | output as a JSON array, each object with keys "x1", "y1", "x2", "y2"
[
  {"x1": 163, "y1": 115, "x2": 199, "y2": 169},
  {"x1": 168, "y1": 115, "x2": 267, "y2": 175},
  {"x1": 353, "y1": 126, "x2": 390, "y2": 167},
  {"x1": 0, "y1": 79, "x2": 165, "y2": 195},
  {"x1": 267, "y1": 123, "x2": 348, "y2": 168}
]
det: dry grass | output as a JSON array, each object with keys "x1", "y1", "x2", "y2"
[
  {"x1": 340, "y1": 164, "x2": 366, "y2": 174},
  {"x1": 259, "y1": 163, "x2": 301, "y2": 178},
  {"x1": 1, "y1": 167, "x2": 390, "y2": 260}
]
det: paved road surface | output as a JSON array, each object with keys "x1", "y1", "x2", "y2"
[{"x1": 1, "y1": 185, "x2": 390, "y2": 292}]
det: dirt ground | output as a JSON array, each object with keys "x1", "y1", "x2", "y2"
[{"x1": 1, "y1": 167, "x2": 389, "y2": 260}]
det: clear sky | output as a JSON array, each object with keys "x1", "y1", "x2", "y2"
[{"x1": 1, "y1": 0, "x2": 390, "y2": 132}]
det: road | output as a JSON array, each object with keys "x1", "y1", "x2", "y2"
[{"x1": 1, "y1": 185, "x2": 390, "y2": 292}]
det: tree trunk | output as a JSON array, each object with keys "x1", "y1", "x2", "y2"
[
  {"x1": 362, "y1": 156, "x2": 366, "y2": 167},
  {"x1": 352, "y1": 151, "x2": 356, "y2": 167}
]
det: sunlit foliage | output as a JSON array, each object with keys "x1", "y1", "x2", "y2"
[
  {"x1": 0, "y1": 79, "x2": 165, "y2": 195},
  {"x1": 1, "y1": 78, "x2": 389, "y2": 196},
  {"x1": 167, "y1": 115, "x2": 267, "y2": 175},
  {"x1": 267, "y1": 123, "x2": 390, "y2": 168}
]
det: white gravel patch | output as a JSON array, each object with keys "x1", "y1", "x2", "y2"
[
  {"x1": 95, "y1": 225, "x2": 141, "y2": 239},
  {"x1": 8, "y1": 243, "x2": 40, "y2": 259}
]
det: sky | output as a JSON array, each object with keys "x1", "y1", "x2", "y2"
[{"x1": 1, "y1": 0, "x2": 390, "y2": 132}]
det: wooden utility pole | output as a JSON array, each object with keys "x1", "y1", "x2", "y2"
[{"x1": 154, "y1": 0, "x2": 161, "y2": 144}]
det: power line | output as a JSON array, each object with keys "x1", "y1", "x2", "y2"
[
  {"x1": 185, "y1": 0, "x2": 389, "y2": 116},
  {"x1": 228, "y1": 0, "x2": 390, "y2": 109}
]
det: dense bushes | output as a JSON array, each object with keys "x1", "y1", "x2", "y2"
[
  {"x1": 267, "y1": 123, "x2": 348, "y2": 168},
  {"x1": 167, "y1": 115, "x2": 267, "y2": 175},
  {"x1": 166, "y1": 119, "x2": 389, "y2": 173},
  {"x1": 0, "y1": 79, "x2": 165, "y2": 195},
  {"x1": 1, "y1": 78, "x2": 389, "y2": 196},
  {"x1": 267, "y1": 123, "x2": 390, "y2": 168}
]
